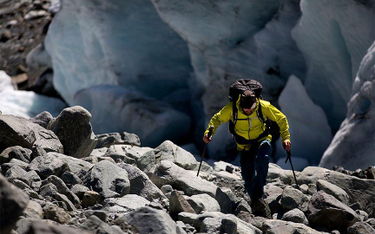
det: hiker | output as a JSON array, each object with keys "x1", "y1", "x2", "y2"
[{"x1": 203, "y1": 80, "x2": 291, "y2": 217}]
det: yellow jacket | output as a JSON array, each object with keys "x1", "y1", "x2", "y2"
[{"x1": 204, "y1": 97, "x2": 290, "y2": 151}]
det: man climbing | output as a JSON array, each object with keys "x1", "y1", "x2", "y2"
[{"x1": 203, "y1": 80, "x2": 291, "y2": 218}]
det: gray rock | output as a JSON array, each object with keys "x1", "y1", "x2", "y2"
[
  {"x1": 25, "y1": 220, "x2": 91, "y2": 234},
  {"x1": 15, "y1": 218, "x2": 59, "y2": 234},
  {"x1": 104, "y1": 194, "x2": 150, "y2": 214},
  {"x1": 356, "y1": 210, "x2": 369, "y2": 222},
  {"x1": 186, "y1": 193, "x2": 220, "y2": 213},
  {"x1": 279, "y1": 186, "x2": 310, "y2": 212},
  {"x1": 299, "y1": 167, "x2": 375, "y2": 218},
  {"x1": 28, "y1": 154, "x2": 67, "y2": 179},
  {"x1": 264, "y1": 184, "x2": 283, "y2": 214},
  {"x1": 262, "y1": 220, "x2": 322, "y2": 234},
  {"x1": 48, "y1": 106, "x2": 97, "y2": 158},
  {"x1": 82, "y1": 191, "x2": 101, "y2": 208},
  {"x1": 281, "y1": 208, "x2": 309, "y2": 225},
  {"x1": 150, "y1": 160, "x2": 217, "y2": 197},
  {"x1": 43, "y1": 204, "x2": 72, "y2": 224},
  {"x1": 105, "y1": 144, "x2": 152, "y2": 164},
  {"x1": 71, "y1": 184, "x2": 90, "y2": 200},
  {"x1": 1, "y1": 158, "x2": 29, "y2": 173},
  {"x1": 114, "y1": 206, "x2": 179, "y2": 234},
  {"x1": 61, "y1": 171, "x2": 82, "y2": 188},
  {"x1": 118, "y1": 163, "x2": 167, "y2": 204},
  {"x1": 42, "y1": 175, "x2": 80, "y2": 206},
  {"x1": 0, "y1": 146, "x2": 32, "y2": 164},
  {"x1": 234, "y1": 199, "x2": 252, "y2": 216},
  {"x1": 366, "y1": 218, "x2": 375, "y2": 229},
  {"x1": 39, "y1": 184, "x2": 76, "y2": 211},
  {"x1": 84, "y1": 210, "x2": 108, "y2": 222},
  {"x1": 5, "y1": 165, "x2": 29, "y2": 185},
  {"x1": 317, "y1": 179, "x2": 350, "y2": 205},
  {"x1": 0, "y1": 115, "x2": 63, "y2": 154},
  {"x1": 200, "y1": 217, "x2": 221, "y2": 233},
  {"x1": 221, "y1": 215, "x2": 237, "y2": 234},
  {"x1": 169, "y1": 190, "x2": 195, "y2": 220},
  {"x1": 96, "y1": 132, "x2": 141, "y2": 148},
  {"x1": 82, "y1": 215, "x2": 125, "y2": 234},
  {"x1": 86, "y1": 160, "x2": 130, "y2": 199},
  {"x1": 0, "y1": 174, "x2": 29, "y2": 234},
  {"x1": 215, "y1": 187, "x2": 238, "y2": 214},
  {"x1": 138, "y1": 141, "x2": 199, "y2": 173},
  {"x1": 30, "y1": 111, "x2": 53, "y2": 129},
  {"x1": 307, "y1": 191, "x2": 359, "y2": 231},
  {"x1": 22, "y1": 200, "x2": 43, "y2": 219},
  {"x1": 347, "y1": 221, "x2": 375, "y2": 234}
]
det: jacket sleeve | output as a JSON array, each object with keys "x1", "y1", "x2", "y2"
[
  {"x1": 204, "y1": 102, "x2": 233, "y2": 137},
  {"x1": 263, "y1": 103, "x2": 291, "y2": 142}
]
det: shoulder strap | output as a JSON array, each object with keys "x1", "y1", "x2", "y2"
[{"x1": 256, "y1": 100, "x2": 266, "y2": 123}]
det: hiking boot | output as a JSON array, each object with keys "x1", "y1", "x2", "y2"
[{"x1": 251, "y1": 198, "x2": 272, "y2": 219}]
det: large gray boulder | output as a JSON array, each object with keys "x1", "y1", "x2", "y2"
[
  {"x1": 0, "y1": 174, "x2": 29, "y2": 234},
  {"x1": 316, "y1": 179, "x2": 349, "y2": 205},
  {"x1": 114, "y1": 206, "x2": 180, "y2": 234},
  {"x1": 0, "y1": 114, "x2": 63, "y2": 154},
  {"x1": 96, "y1": 132, "x2": 141, "y2": 148},
  {"x1": 103, "y1": 194, "x2": 150, "y2": 214},
  {"x1": 299, "y1": 167, "x2": 375, "y2": 217},
  {"x1": 118, "y1": 163, "x2": 167, "y2": 204},
  {"x1": 262, "y1": 220, "x2": 321, "y2": 234},
  {"x1": 279, "y1": 186, "x2": 309, "y2": 212},
  {"x1": 25, "y1": 221, "x2": 92, "y2": 234},
  {"x1": 48, "y1": 106, "x2": 97, "y2": 158},
  {"x1": 307, "y1": 191, "x2": 359, "y2": 231},
  {"x1": 85, "y1": 160, "x2": 130, "y2": 199},
  {"x1": 150, "y1": 160, "x2": 217, "y2": 197}
]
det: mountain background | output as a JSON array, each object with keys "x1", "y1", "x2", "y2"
[{"x1": 0, "y1": 0, "x2": 374, "y2": 171}]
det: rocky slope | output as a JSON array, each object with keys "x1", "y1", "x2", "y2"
[{"x1": 1, "y1": 107, "x2": 375, "y2": 234}]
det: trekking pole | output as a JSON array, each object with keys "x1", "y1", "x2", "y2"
[
  {"x1": 197, "y1": 126, "x2": 214, "y2": 177},
  {"x1": 285, "y1": 150, "x2": 300, "y2": 189}
]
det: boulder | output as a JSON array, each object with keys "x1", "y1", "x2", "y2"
[
  {"x1": 281, "y1": 208, "x2": 309, "y2": 225},
  {"x1": 48, "y1": 106, "x2": 97, "y2": 158},
  {"x1": 81, "y1": 191, "x2": 101, "y2": 208},
  {"x1": 138, "y1": 140, "x2": 199, "y2": 173},
  {"x1": 82, "y1": 215, "x2": 125, "y2": 234},
  {"x1": 119, "y1": 163, "x2": 167, "y2": 204},
  {"x1": 150, "y1": 160, "x2": 217, "y2": 197},
  {"x1": 43, "y1": 204, "x2": 72, "y2": 224},
  {"x1": 105, "y1": 144, "x2": 152, "y2": 164},
  {"x1": 307, "y1": 191, "x2": 359, "y2": 231},
  {"x1": 317, "y1": 179, "x2": 349, "y2": 204},
  {"x1": 0, "y1": 146, "x2": 32, "y2": 164},
  {"x1": 103, "y1": 194, "x2": 150, "y2": 214},
  {"x1": 279, "y1": 186, "x2": 309, "y2": 212},
  {"x1": 347, "y1": 222, "x2": 375, "y2": 234},
  {"x1": 299, "y1": 167, "x2": 375, "y2": 217},
  {"x1": 25, "y1": 221, "x2": 91, "y2": 234},
  {"x1": 262, "y1": 220, "x2": 322, "y2": 234},
  {"x1": 28, "y1": 154, "x2": 67, "y2": 179},
  {"x1": 41, "y1": 175, "x2": 80, "y2": 206},
  {"x1": 169, "y1": 190, "x2": 195, "y2": 220},
  {"x1": 114, "y1": 206, "x2": 180, "y2": 234},
  {"x1": 215, "y1": 187, "x2": 238, "y2": 214},
  {"x1": 30, "y1": 111, "x2": 53, "y2": 129},
  {"x1": 186, "y1": 193, "x2": 221, "y2": 213},
  {"x1": 85, "y1": 160, "x2": 130, "y2": 199},
  {"x1": 96, "y1": 132, "x2": 141, "y2": 148},
  {"x1": 22, "y1": 200, "x2": 43, "y2": 220},
  {"x1": 0, "y1": 114, "x2": 63, "y2": 154},
  {"x1": 0, "y1": 174, "x2": 29, "y2": 234},
  {"x1": 39, "y1": 184, "x2": 76, "y2": 211}
]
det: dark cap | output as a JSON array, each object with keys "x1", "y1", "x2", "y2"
[{"x1": 240, "y1": 90, "x2": 256, "y2": 109}]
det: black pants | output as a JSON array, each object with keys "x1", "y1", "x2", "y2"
[{"x1": 240, "y1": 140, "x2": 272, "y2": 201}]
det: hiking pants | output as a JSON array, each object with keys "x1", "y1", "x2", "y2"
[{"x1": 240, "y1": 140, "x2": 272, "y2": 202}]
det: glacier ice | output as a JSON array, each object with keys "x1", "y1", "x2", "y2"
[
  {"x1": 45, "y1": 0, "x2": 192, "y2": 105},
  {"x1": 0, "y1": 71, "x2": 66, "y2": 118},
  {"x1": 277, "y1": 75, "x2": 332, "y2": 165},
  {"x1": 319, "y1": 42, "x2": 375, "y2": 170},
  {"x1": 292, "y1": 0, "x2": 375, "y2": 132},
  {"x1": 73, "y1": 85, "x2": 191, "y2": 147}
]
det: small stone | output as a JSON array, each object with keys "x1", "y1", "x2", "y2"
[{"x1": 82, "y1": 191, "x2": 101, "y2": 207}]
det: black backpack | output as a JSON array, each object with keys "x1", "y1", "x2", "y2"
[{"x1": 228, "y1": 79, "x2": 279, "y2": 146}]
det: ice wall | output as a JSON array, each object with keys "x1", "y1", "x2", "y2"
[
  {"x1": 292, "y1": 0, "x2": 375, "y2": 132},
  {"x1": 319, "y1": 42, "x2": 375, "y2": 170},
  {"x1": 44, "y1": 0, "x2": 193, "y2": 144}
]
